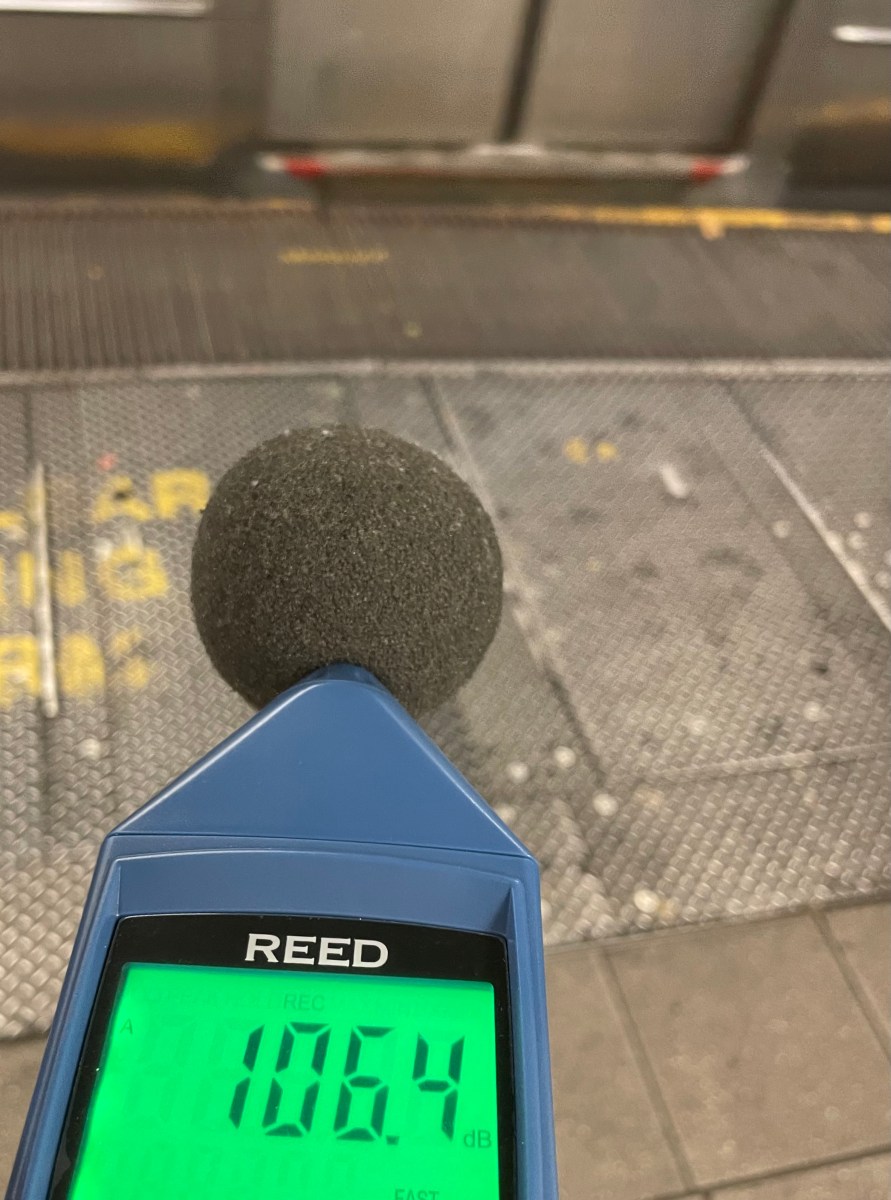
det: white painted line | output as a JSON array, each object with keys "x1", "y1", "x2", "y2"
[
  {"x1": 761, "y1": 447, "x2": 891, "y2": 631},
  {"x1": 28, "y1": 462, "x2": 60, "y2": 719},
  {"x1": 0, "y1": 358, "x2": 888, "y2": 389}
]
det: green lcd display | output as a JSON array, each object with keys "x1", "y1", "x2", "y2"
[{"x1": 67, "y1": 963, "x2": 500, "y2": 1200}]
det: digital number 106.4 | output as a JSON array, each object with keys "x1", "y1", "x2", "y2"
[{"x1": 229, "y1": 1023, "x2": 465, "y2": 1142}]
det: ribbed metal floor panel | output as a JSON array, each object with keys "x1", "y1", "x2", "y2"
[
  {"x1": 0, "y1": 361, "x2": 888, "y2": 1036},
  {"x1": 0, "y1": 198, "x2": 887, "y2": 368}
]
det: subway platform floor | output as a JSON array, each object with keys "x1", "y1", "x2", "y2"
[{"x1": 0, "y1": 198, "x2": 888, "y2": 1196}]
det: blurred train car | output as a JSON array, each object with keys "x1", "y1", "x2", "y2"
[{"x1": 0, "y1": 0, "x2": 887, "y2": 204}]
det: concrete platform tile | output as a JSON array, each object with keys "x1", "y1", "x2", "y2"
[
  {"x1": 826, "y1": 903, "x2": 891, "y2": 1041},
  {"x1": 0, "y1": 1038, "x2": 44, "y2": 1193},
  {"x1": 547, "y1": 946, "x2": 685, "y2": 1200},
  {"x1": 609, "y1": 915, "x2": 891, "y2": 1185}
]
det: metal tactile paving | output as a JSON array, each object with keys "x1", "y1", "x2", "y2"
[
  {"x1": 0, "y1": 364, "x2": 888, "y2": 1036},
  {"x1": 0, "y1": 396, "x2": 50, "y2": 1038},
  {"x1": 732, "y1": 376, "x2": 891, "y2": 603},
  {"x1": 434, "y1": 372, "x2": 891, "y2": 778},
  {"x1": 0, "y1": 395, "x2": 41, "y2": 854}
]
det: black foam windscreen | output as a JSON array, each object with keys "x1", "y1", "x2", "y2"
[{"x1": 191, "y1": 426, "x2": 503, "y2": 716}]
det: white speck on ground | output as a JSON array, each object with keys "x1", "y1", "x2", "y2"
[
  {"x1": 633, "y1": 888, "x2": 661, "y2": 914},
  {"x1": 78, "y1": 738, "x2": 104, "y2": 761},
  {"x1": 506, "y1": 761, "x2": 530, "y2": 784},
  {"x1": 592, "y1": 792, "x2": 619, "y2": 817},
  {"x1": 553, "y1": 746, "x2": 577, "y2": 769},
  {"x1": 659, "y1": 463, "x2": 691, "y2": 500}
]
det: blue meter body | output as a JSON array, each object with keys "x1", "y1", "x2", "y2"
[{"x1": 7, "y1": 667, "x2": 557, "y2": 1200}]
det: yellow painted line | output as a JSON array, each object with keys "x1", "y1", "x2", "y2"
[
  {"x1": 0, "y1": 119, "x2": 224, "y2": 165},
  {"x1": 562, "y1": 437, "x2": 620, "y2": 464},
  {"x1": 262, "y1": 198, "x2": 316, "y2": 213},
  {"x1": 487, "y1": 203, "x2": 891, "y2": 236},
  {"x1": 0, "y1": 511, "x2": 25, "y2": 540},
  {"x1": 814, "y1": 96, "x2": 891, "y2": 126},
  {"x1": 279, "y1": 247, "x2": 390, "y2": 265},
  {"x1": 563, "y1": 437, "x2": 588, "y2": 464}
]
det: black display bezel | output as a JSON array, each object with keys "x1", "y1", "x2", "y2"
[{"x1": 50, "y1": 914, "x2": 516, "y2": 1200}]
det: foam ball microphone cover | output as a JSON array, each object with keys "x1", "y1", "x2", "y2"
[{"x1": 191, "y1": 425, "x2": 502, "y2": 716}]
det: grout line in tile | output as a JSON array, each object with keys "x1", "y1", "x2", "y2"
[
  {"x1": 811, "y1": 908, "x2": 891, "y2": 1057},
  {"x1": 542, "y1": 898, "x2": 891, "y2": 961},
  {"x1": 639, "y1": 1144, "x2": 891, "y2": 1198},
  {"x1": 598, "y1": 950, "x2": 699, "y2": 1193},
  {"x1": 698, "y1": 1142, "x2": 891, "y2": 1194}
]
